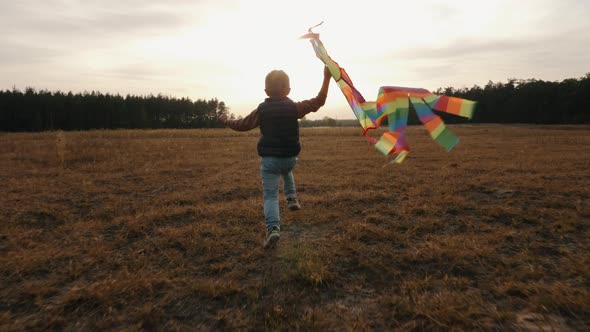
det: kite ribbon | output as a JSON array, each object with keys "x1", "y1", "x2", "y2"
[{"x1": 301, "y1": 30, "x2": 476, "y2": 163}]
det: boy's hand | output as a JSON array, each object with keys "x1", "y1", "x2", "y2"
[
  {"x1": 218, "y1": 114, "x2": 229, "y2": 125},
  {"x1": 323, "y1": 66, "x2": 331, "y2": 79}
]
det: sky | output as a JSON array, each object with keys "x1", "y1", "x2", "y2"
[{"x1": 1, "y1": 0, "x2": 589, "y2": 119}]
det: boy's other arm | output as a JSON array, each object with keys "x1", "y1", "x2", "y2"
[
  {"x1": 223, "y1": 109, "x2": 260, "y2": 131},
  {"x1": 296, "y1": 66, "x2": 331, "y2": 119}
]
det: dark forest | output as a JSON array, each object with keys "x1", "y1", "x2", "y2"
[{"x1": 1, "y1": 73, "x2": 588, "y2": 131}]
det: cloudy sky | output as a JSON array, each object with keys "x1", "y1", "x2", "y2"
[{"x1": 1, "y1": 0, "x2": 589, "y2": 119}]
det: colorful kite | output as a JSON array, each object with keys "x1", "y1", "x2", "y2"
[{"x1": 301, "y1": 25, "x2": 476, "y2": 163}]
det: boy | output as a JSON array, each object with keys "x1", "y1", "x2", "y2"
[{"x1": 221, "y1": 67, "x2": 331, "y2": 248}]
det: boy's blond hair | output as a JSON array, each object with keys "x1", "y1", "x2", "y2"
[{"x1": 265, "y1": 70, "x2": 290, "y2": 97}]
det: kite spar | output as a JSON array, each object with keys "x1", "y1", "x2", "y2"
[{"x1": 301, "y1": 24, "x2": 476, "y2": 163}]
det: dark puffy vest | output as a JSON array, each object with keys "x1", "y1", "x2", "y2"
[{"x1": 257, "y1": 97, "x2": 300, "y2": 157}]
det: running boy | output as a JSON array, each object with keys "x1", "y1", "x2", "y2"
[{"x1": 221, "y1": 67, "x2": 331, "y2": 248}]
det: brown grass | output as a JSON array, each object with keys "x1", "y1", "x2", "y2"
[{"x1": 1, "y1": 125, "x2": 589, "y2": 331}]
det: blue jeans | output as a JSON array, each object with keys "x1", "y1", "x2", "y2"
[{"x1": 260, "y1": 156, "x2": 298, "y2": 230}]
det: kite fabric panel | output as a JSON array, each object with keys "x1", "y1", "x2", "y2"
[{"x1": 301, "y1": 31, "x2": 476, "y2": 164}]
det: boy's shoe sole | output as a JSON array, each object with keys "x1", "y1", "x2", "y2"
[
  {"x1": 287, "y1": 201, "x2": 301, "y2": 211},
  {"x1": 263, "y1": 232, "x2": 280, "y2": 249}
]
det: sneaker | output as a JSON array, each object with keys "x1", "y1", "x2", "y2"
[
  {"x1": 286, "y1": 197, "x2": 301, "y2": 211},
  {"x1": 263, "y1": 226, "x2": 280, "y2": 249}
]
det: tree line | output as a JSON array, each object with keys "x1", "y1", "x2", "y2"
[
  {"x1": 0, "y1": 88, "x2": 230, "y2": 131},
  {"x1": 303, "y1": 73, "x2": 590, "y2": 127},
  {"x1": 436, "y1": 73, "x2": 590, "y2": 124},
  {"x1": 1, "y1": 73, "x2": 588, "y2": 131}
]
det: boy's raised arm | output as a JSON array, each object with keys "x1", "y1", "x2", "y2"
[{"x1": 296, "y1": 66, "x2": 331, "y2": 119}]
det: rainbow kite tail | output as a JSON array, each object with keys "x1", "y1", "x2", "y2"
[{"x1": 301, "y1": 30, "x2": 477, "y2": 164}]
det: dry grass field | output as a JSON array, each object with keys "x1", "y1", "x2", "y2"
[{"x1": 1, "y1": 125, "x2": 589, "y2": 331}]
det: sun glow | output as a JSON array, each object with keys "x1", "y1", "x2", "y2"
[{"x1": 134, "y1": 1, "x2": 341, "y2": 115}]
